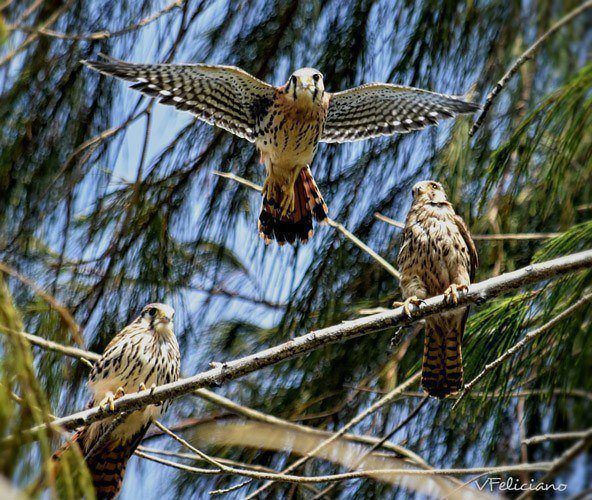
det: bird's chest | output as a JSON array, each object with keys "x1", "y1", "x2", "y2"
[
  {"x1": 91, "y1": 336, "x2": 177, "y2": 398},
  {"x1": 408, "y1": 217, "x2": 466, "y2": 293},
  {"x1": 256, "y1": 99, "x2": 326, "y2": 165}
]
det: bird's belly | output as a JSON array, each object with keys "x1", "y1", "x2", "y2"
[
  {"x1": 257, "y1": 114, "x2": 321, "y2": 168},
  {"x1": 416, "y1": 221, "x2": 467, "y2": 294},
  {"x1": 87, "y1": 343, "x2": 174, "y2": 443}
]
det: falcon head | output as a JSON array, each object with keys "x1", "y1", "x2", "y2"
[
  {"x1": 285, "y1": 68, "x2": 325, "y2": 103},
  {"x1": 141, "y1": 303, "x2": 175, "y2": 336},
  {"x1": 412, "y1": 180, "x2": 448, "y2": 204}
]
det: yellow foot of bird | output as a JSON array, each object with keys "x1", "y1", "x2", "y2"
[
  {"x1": 99, "y1": 386, "x2": 125, "y2": 412},
  {"x1": 444, "y1": 284, "x2": 468, "y2": 305},
  {"x1": 393, "y1": 296, "x2": 425, "y2": 318},
  {"x1": 139, "y1": 382, "x2": 157, "y2": 394}
]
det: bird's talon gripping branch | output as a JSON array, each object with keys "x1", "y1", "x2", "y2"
[
  {"x1": 139, "y1": 382, "x2": 157, "y2": 394},
  {"x1": 444, "y1": 283, "x2": 468, "y2": 305},
  {"x1": 392, "y1": 296, "x2": 425, "y2": 318},
  {"x1": 99, "y1": 391, "x2": 116, "y2": 412},
  {"x1": 52, "y1": 303, "x2": 180, "y2": 499}
]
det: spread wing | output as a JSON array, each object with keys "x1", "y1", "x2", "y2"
[
  {"x1": 82, "y1": 59, "x2": 276, "y2": 142},
  {"x1": 454, "y1": 215, "x2": 478, "y2": 281},
  {"x1": 322, "y1": 84, "x2": 480, "y2": 143}
]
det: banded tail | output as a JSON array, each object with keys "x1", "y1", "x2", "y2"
[
  {"x1": 258, "y1": 166, "x2": 328, "y2": 245},
  {"x1": 421, "y1": 312, "x2": 466, "y2": 398},
  {"x1": 53, "y1": 424, "x2": 148, "y2": 499}
]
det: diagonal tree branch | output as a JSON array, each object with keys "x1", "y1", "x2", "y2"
[
  {"x1": 516, "y1": 428, "x2": 592, "y2": 500},
  {"x1": 11, "y1": 249, "x2": 592, "y2": 439},
  {"x1": 469, "y1": 0, "x2": 592, "y2": 136},
  {"x1": 452, "y1": 291, "x2": 592, "y2": 410},
  {"x1": 212, "y1": 171, "x2": 401, "y2": 279},
  {"x1": 0, "y1": 261, "x2": 83, "y2": 345},
  {"x1": 523, "y1": 429, "x2": 592, "y2": 446},
  {"x1": 9, "y1": 0, "x2": 183, "y2": 40}
]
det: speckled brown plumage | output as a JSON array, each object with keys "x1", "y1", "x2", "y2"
[
  {"x1": 53, "y1": 303, "x2": 180, "y2": 499},
  {"x1": 397, "y1": 181, "x2": 478, "y2": 398},
  {"x1": 82, "y1": 59, "x2": 479, "y2": 245}
]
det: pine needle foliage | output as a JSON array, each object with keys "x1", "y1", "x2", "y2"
[{"x1": 0, "y1": 0, "x2": 590, "y2": 498}]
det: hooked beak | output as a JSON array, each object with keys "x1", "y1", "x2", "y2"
[{"x1": 299, "y1": 76, "x2": 316, "y2": 91}]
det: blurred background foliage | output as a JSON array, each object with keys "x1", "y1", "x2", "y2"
[{"x1": 0, "y1": 0, "x2": 591, "y2": 498}]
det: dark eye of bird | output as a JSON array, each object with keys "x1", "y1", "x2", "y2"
[
  {"x1": 313, "y1": 74, "x2": 320, "y2": 82},
  {"x1": 148, "y1": 308, "x2": 157, "y2": 317},
  {"x1": 291, "y1": 75, "x2": 297, "y2": 85}
]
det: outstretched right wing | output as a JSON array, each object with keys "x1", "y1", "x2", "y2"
[
  {"x1": 83, "y1": 59, "x2": 276, "y2": 142},
  {"x1": 322, "y1": 83, "x2": 480, "y2": 143}
]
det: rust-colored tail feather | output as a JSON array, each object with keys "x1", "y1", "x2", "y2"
[
  {"x1": 258, "y1": 166, "x2": 328, "y2": 245},
  {"x1": 53, "y1": 424, "x2": 148, "y2": 499},
  {"x1": 421, "y1": 313, "x2": 465, "y2": 398}
]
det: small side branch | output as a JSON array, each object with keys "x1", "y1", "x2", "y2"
[
  {"x1": 9, "y1": 0, "x2": 183, "y2": 41},
  {"x1": 523, "y1": 429, "x2": 592, "y2": 446},
  {"x1": 470, "y1": 0, "x2": 592, "y2": 136},
  {"x1": 0, "y1": 261, "x2": 83, "y2": 345},
  {"x1": 374, "y1": 213, "x2": 562, "y2": 241},
  {"x1": 517, "y1": 429, "x2": 592, "y2": 500},
  {"x1": 213, "y1": 171, "x2": 401, "y2": 278},
  {"x1": 453, "y1": 292, "x2": 592, "y2": 410}
]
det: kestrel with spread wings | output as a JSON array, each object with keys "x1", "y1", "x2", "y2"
[
  {"x1": 83, "y1": 59, "x2": 480, "y2": 245},
  {"x1": 53, "y1": 303, "x2": 180, "y2": 499},
  {"x1": 396, "y1": 181, "x2": 478, "y2": 398}
]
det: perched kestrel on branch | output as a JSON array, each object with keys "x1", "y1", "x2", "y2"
[
  {"x1": 53, "y1": 303, "x2": 180, "y2": 499},
  {"x1": 396, "y1": 181, "x2": 478, "y2": 398},
  {"x1": 83, "y1": 58, "x2": 480, "y2": 245}
]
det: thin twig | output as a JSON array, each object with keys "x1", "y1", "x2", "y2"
[
  {"x1": 348, "y1": 387, "x2": 592, "y2": 402},
  {"x1": 137, "y1": 452, "x2": 553, "y2": 485},
  {"x1": 0, "y1": 261, "x2": 83, "y2": 345},
  {"x1": 152, "y1": 420, "x2": 225, "y2": 470},
  {"x1": 523, "y1": 429, "x2": 592, "y2": 446},
  {"x1": 470, "y1": 0, "x2": 592, "y2": 136},
  {"x1": 374, "y1": 212, "x2": 405, "y2": 229},
  {"x1": 212, "y1": 170, "x2": 263, "y2": 193},
  {"x1": 452, "y1": 292, "x2": 592, "y2": 410},
  {"x1": 135, "y1": 446, "x2": 322, "y2": 495},
  {"x1": 194, "y1": 388, "x2": 428, "y2": 467},
  {"x1": 14, "y1": 249, "x2": 592, "y2": 439},
  {"x1": 516, "y1": 429, "x2": 592, "y2": 500},
  {"x1": 0, "y1": 326, "x2": 95, "y2": 369},
  {"x1": 9, "y1": 0, "x2": 183, "y2": 40},
  {"x1": 242, "y1": 372, "x2": 421, "y2": 498},
  {"x1": 375, "y1": 213, "x2": 563, "y2": 240},
  {"x1": 0, "y1": 0, "x2": 74, "y2": 67},
  {"x1": 213, "y1": 171, "x2": 401, "y2": 279},
  {"x1": 312, "y1": 396, "x2": 430, "y2": 499},
  {"x1": 327, "y1": 219, "x2": 400, "y2": 279}
]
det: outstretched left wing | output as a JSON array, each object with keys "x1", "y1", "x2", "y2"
[
  {"x1": 322, "y1": 84, "x2": 480, "y2": 143},
  {"x1": 82, "y1": 59, "x2": 276, "y2": 142}
]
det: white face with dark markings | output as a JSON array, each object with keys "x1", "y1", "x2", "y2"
[
  {"x1": 412, "y1": 180, "x2": 449, "y2": 205},
  {"x1": 140, "y1": 303, "x2": 175, "y2": 336},
  {"x1": 285, "y1": 67, "x2": 325, "y2": 103}
]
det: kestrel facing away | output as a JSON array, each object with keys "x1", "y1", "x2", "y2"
[
  {"x1": 396, "y1": 181, "x2": 478, "y2": 398},
  {"x1": 53, "y1": 303, "x2": 180, "y2": 499},
  {"x1": 83, "y1": 58, "x2": 480, "y2": 245}
]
